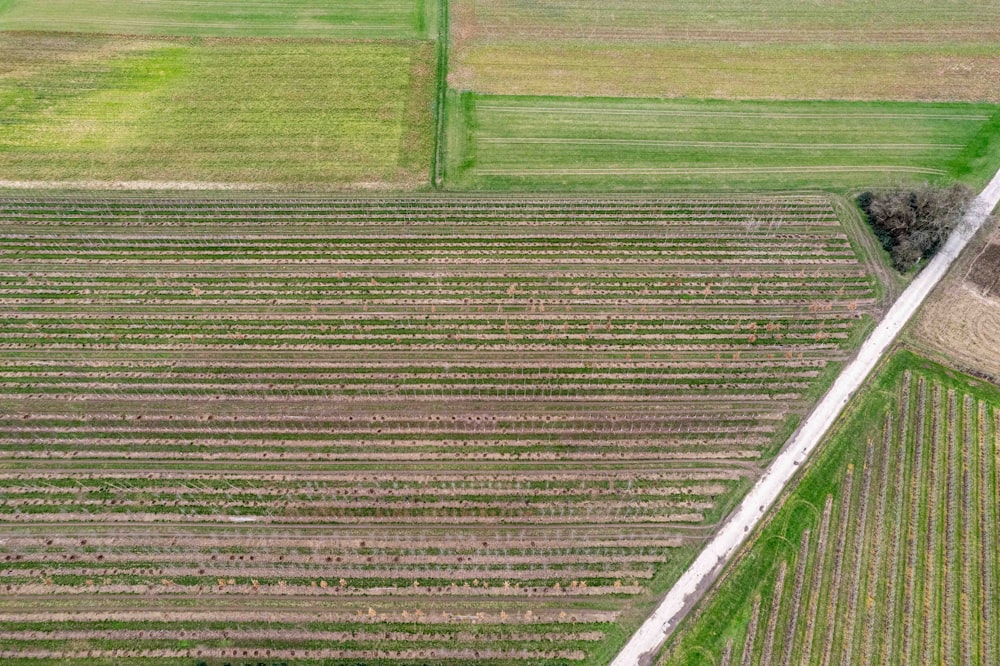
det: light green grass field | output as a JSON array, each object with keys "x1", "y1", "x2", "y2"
[
  {"x1": 0, "y1": 33, "x2": 435, "y2": 189},
  {"x1": 0, "y1": 0, "x2": 437, "y2": 39},
  {"x1": 450, "y1": 0, "x2": 1000, "y2": 102},
  {"x1": 445, "y1": 93, "x2": 1000, "y2": 192},
  {"x1": 657, "y1": 349, "x2": 1000, "y2": 665}
]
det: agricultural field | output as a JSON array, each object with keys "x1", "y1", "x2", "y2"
[
  {"x1": 0, "y1": 0, "x2": 437, "y2": 40},
  {"x1": 444, "y1": 94, "x2": 1000, "y2": 192},
  {"x1": 0, "y1": 0, "x2": 440, "y2": 190},
  {"x1": 0, "y1": 34, "x2": 435, "y2": 190},
  {"x1": 450, "y1": 0, "x2": 1000, "y2": 101},
  {"x1": 911, "y1": 216, "x2": 1000, "y2": 380},
  {"x1": 657, "y1": 350, "x2": 1000, "y2": 665},
  {"x1": 0, "y1": 196, "x2": 883, "y2": 663}
]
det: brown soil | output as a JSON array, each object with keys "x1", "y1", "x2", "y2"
[
  {"x1": 911, "y1": 221, "x2": 1000, "y2": 379},
  {"x1": 966, "y1": 243, "x2": 1000, "y2": 296}
]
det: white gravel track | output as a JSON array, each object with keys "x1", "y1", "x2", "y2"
[{"x1": 611, "y1": 169, "x2": 1000, "y2": 666}]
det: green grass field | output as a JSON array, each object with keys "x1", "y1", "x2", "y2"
[
  {"x1": 0, "y1": 33, "x2": 435, "y2": 188},
  {"x1": 450, "y1": 0, "x2": 1000, "y2": 102},
  {"x1": 444, "y1": 93, "x2": 1000, "y2": 192},
  {"x1": 658, "y1": 349, "x2": 1000, "y2": 665},
  {"x1": 0, "y1": 0, "x2": 437, "y2": 39}
]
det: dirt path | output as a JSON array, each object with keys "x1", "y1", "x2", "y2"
[
  {"x1": 611, "y1": 167, "x2": 1000, "y2": 666},
  {"x1": 0, "y1": 180, "x2": 264, "y2": 190},
  {"x1": 831, "y1": 195, "x2": 904, "y2": 306},
  {"x1": 0, "y1": 180, "x2": 401, "y2": 191}
]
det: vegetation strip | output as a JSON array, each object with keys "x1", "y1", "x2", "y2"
[{"x1": 447, "y1": 95, "x2": 1000, "y2": 192}]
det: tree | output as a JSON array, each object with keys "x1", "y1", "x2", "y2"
[{"x1": 858, "y1": 183, "x2": 973, "y2": 272}]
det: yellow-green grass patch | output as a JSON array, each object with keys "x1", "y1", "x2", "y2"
[{"x1": 0, "y1": 33, "x2": 436, "y2": 190}]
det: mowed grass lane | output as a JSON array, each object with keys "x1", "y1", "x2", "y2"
[
  {"x1": 0, "y1": 196, "x2": 879, "y2": 665},
  {"x1": 0, "y1": 0, "x2": 436, "y2": 40},
  {"x1": 450, "y1": 0, "x2": 1000, "y2": 101},
  {"x1": 658, "y1": 350, "x2": 1000, "y2": 666},
  {"x1": 0, "y1": 34, "x2": 435, "y2": 189},
  {"x1": 446, "y1": 95, "x2": 1000, "y2": 192}
]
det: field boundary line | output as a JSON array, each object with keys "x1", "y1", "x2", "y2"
[
  {"x1": 478, "y1": 138, "x2": 963, "y2": 150},
  {"x1": 476, "y1": 106, "x2": 991, "y2": 122},
  {"x1": 475, "y1": 166, "x2": 949, "y2": 176},
  {"x1": 430, "y1": 0, "x2": 449, "y2": 188},
  {"x1": 610, "y1": 167, "x2": 1000, "y2": 666},
  {"x1": 0, "y1": 180, "x2": 266, "y2": 190},
  {"x1": 2, "y1": 17, "x2": 411, "y2": 31}
]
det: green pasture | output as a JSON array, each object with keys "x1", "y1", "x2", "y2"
[{"x1": 445, "y1": 93, "x2": 1000, "y2": 192}]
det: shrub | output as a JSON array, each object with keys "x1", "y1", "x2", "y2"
[{"x1": 858, "y1": 183, "x2": 974, "y2": 272}]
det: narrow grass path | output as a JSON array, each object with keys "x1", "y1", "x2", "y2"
[{"x1": 431, "y1": 0, "x2": 450, "y2": 188}]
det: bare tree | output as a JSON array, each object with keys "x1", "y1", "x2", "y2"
[{"x1": 858, "y1": 183, "x2": 974, "y2": 272}]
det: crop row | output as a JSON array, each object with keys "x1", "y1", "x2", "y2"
[
  {"x1": 0, "y1": 196, "x2": 879, "y2": 662},
  {"x1": 687, "y1": 369, "x2": 1000, "y2": 665},
  {"x1": 0, "y1": 197, "x2": 841, "y2": 225}
]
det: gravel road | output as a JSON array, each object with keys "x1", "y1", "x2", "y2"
[{"x1": 611, "y1": 169, "x2": 1000, "y2": 666}]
